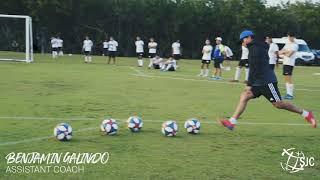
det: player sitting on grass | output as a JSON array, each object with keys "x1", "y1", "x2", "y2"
[
  {"x1": 83, "y1": 36, "x2": 93, "y2": 63},
  {"x1": 161, "y1": 56, "x2": 177, "y2": 71},
  {"x1": 148, "y1": 55, "x2": 163, "y2": 69},
  {"x1": 198, "y1": 39, "x2": 212, "y2": 77},
  {"x1": 220, "y1": 30, "x2": 317, "y2": 130},
  {"x1": 211, "y1": 37, "x2": 225, "y2": 80}
]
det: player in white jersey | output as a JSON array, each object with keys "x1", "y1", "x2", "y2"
[
  {"x1": 107, "y1": 36, "x2": 118, "y2": 64},
  {"x1": 224, "y1": 45, "x2": 233, "y2": 71},
  {"x1": 82, "y1": 36, "x2": 93, "y2": 63},
  {"x1": 278, "y1": 32, "x2": 299, "y2": 100},
  {"x1": 172, "y1": 40, "x2": 181, "y2": 61},
  {"x1": 148, "y1": 38, "x2": 158, "y2": 68},
  {"x1": 199, "y1": 39, "x2": 213, "y2": 77},
  {"x1": 102, "y1": 39, "x2": 108, "y2": 56},
  {"x1": 265, "y1": 36, "x2": 279, "y2": 70},
  {"x1": 50, "y1": 37, "x2": 58, "y2": 59},
  {"x1": 230, "y1": 42, "x2": 249, "y2": 83},
  {"x1": 161, "y1": 56, "x2": 177, "y2": 71},
  {"x1": 135, "y1": 36, "x2": 144, "y2": 67},
  {"x1": 56, "y1": 36, "x2": 64, "y2": 56},
  {"x1": 149, "y1": 55, "x2": 164, "y2": 69}
]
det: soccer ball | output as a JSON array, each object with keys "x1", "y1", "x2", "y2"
[
  {"x1": 54, "y1": 123, "x2": 72, "y2": 141},
  {"x1": 101, "y1": 119, "x2": 118, "y2": 135},
  {"x1": 161, "y1": 120, "x2": 178, "y2": 137},
  {"x1": 184, "y1": 118, "x2": 201, "y2": 134},
  {"x1": 127, "y1": 116, "x2": 143, "y2": 132}
]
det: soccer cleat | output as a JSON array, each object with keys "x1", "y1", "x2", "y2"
[
  {"x1": 229, "y1": 80, "x2": 239, "y2": 83},
  {"x1": 283, "y1": 94, "x2": 294, "y2": 100},
  {"x1": 211, "y1": 76, "x2": 218, "y2": 80},
  {"x1": 219, "y1": 119, "x2": 235, "y2": 130},
  {"x1": 243, "y1": 80, "x2": 248, "y2": 84},
  {"x1": 305, "y1": 111, "x2": 317, "y2": 128}
]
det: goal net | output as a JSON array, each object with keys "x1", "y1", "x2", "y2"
[{"x1": 0, "y1": 14, "x2": 33, "y2": 63}]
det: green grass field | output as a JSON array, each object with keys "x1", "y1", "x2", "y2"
[{"x1": 0, "y1": 53, "x2": 319, "y2": 180}]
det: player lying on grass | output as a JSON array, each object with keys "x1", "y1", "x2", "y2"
[
  {"x1": 161, "y1": 56, "x2": 177, "y2": 71},
  {"x1": 220, "y1": 30, "x2": 317, "y2": 130},
  {"x1": 148, "y1": 55, "x2": 164, "y2": 69}
]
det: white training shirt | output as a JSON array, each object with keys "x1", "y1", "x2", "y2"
[
  {"x1": 282, "y1": 41, "x2": 299, "y2": 66},
  {"x1": 148, "y1": 42, "x2": 158, "y2": 53},
  {"x1": 225, "y1": 46, "x2": 233, "y2": 57},
  {"x1": 241, "y1": 46, "x2": 249, "y2": 60},
  {"x1": 56, "y1": 39, "x2": 63, "y2": 48},
  {"x1": 103, "y1": 41, "x2": 108, "y2": 49},
  {"x1": 202, "y1": 45, "x2": 213, "y2": 60},
  {"x1": 108, "y1": 40, "x2": 118, "y2": 51},
  {"x1": 51, "y1": 38, "x2": 59, "y2": 48},
  {"x1": 135, "y1": 40, "x2": 144, "y2": 53},
  {"x1": 83, "y1": 40, "x2": 93, "y2": 52},
  {"x1": 172, "y1": 42, "x2": 181, "y2": 55},
  {"x1": 268, "y1": 43, "x2": 279, "y2": 65}
]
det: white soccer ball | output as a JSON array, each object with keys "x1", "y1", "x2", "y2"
[
  {"x1": 161, "y1": 120, "x2": 178, "y2": 137},
  {"x1": 54, "y1": 123, "x2": 72, "y2": 141},
  {"x1": 127, "y1": 116, "x2": 143, "y2": 132},
  {"x1": 101, "y1": 119, "x2": 118, "y2": 135},
  {"x1": 184, "y1": 118, "x2": 201, "y2": 134}
]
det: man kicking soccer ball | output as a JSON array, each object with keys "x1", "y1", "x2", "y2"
[{"x1": 220, "y1": 30, "x2": 317, "y2": 130}]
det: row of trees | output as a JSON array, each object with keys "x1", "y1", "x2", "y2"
[{"x1": 1, "y1": 0, "x2": 319, "y2": 58}]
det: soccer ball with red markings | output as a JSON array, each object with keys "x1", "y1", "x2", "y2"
[
  {"x1": 101, "y1": 118, "x2": 118, "y2": 135},
  {"x1": 184, "y1": 118, "x2": 201, "y2": 134},
  {"x1": 161, "y1": 120, "x2": 178, "y2": 137},
  {"x1": 54, "y1": 123, "x2": 72, "y2": 141},
  {"x1": 127, "y1": 116, "x2": 143, "y2": 132}
]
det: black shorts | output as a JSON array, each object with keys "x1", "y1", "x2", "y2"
[
  {"x1": 84, "y1": 51, "x2": 91, "y2": 56},
  {"x1": 173, "y1": 54, "x2": 181, "y2": 60},
  {"x1": 213, "y1": 59, "x2": 223, "y2": 68},
  {"x1": 283, "y1": 65, "x2": 294, "y2": 76},
  {"x1": 213, "y1": 61, "x2": 222, "y2": 68},
  {"x1": 251, "y1": 83, "x2": 282, "y2": 103},
  {"x1": 239, "y1": 59, "x2": 249, "y2": 68},
  {"x1": 153, "y1": 64, "x2": 160, "y2": 69},
  {"x1": 148, "y1": 53, "x2": 156, "y2": 58},
  {"x1": 57, "y1": 47, "x2": 62, "y2": 52},
  {"x1": 103, "y1": 48, "x2": 108, "y2": 55},
  {"x1": 137, "y1": 52, "x2": 144, "y2": 58},
  {"x1": 270, "y1": 64, "x2": 275, "y2": 70},
  {"x1": 167, "y1": 66, "x2": 176, "y2": 71},
  {"x1": 52, "y1": 47, "x2": 58, "y2": 52},
  {"x1": 109, "y1": 51, "x2": 117, "y2": 57},
  {"x1": 202, "y1": 60, "x2": 211, "y2": 64}
]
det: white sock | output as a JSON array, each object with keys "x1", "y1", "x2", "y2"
[
  {"x1": 89, "y1": 56, "x2": 92, "y2": 62},
  {"x1": 138, "y1": 59, "x2": 143, "y2": 66},
  {"x1": 205, "y1": 69, "x2": 209, "y2": 76},
  {"x1": 229, "y1": 117, "x2": 237, "y2": 124},
  {"x1": 245, "y1": 68, "x2": 249, "y2": 81},
  {"x1": 288, "y1": 84, "x2": 294, "y2": 96},
  {"x1": 234, "y1": 67, "x2": 241, "y2": 80},
  {"x1": 301, "y1": 110, "x2": 309, "y2": 118},
  {"x1": 200, "y1": 69, "x2": 204, "y2": 75},
  {"x1": 148, "y1": 59, "x2": 153, "y2": 68},
  {"x1": 286, "y1": 83, "x2": 294, "y2": 96},
  {"x1": 85, "y1": 56, "x2": 88, "y2": 62}
]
